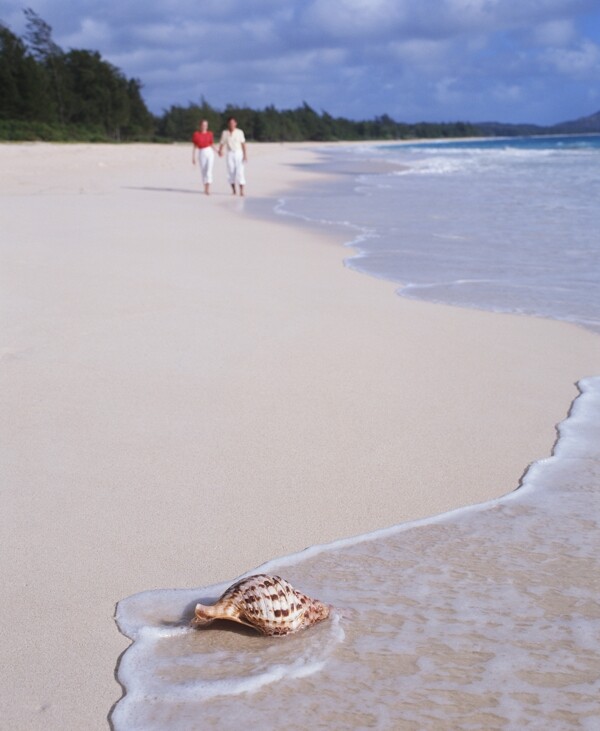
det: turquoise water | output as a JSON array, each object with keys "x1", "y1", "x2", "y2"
[
  {"x1": 276, "y1": 134, "x2": 600, "y2": 333},
  {"x1": 396, "y1": 133, "x2": 600, "y2": 152}
]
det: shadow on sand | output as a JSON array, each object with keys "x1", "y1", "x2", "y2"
[{"x1": 124, "y1": 186, "x2": 201, "y2": 195}]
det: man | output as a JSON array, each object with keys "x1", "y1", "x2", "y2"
[{"x1": 218, "y1": 117, "x2": 248, "y2": 196}]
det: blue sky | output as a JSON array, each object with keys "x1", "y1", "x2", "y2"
[{"x1": 2, "y1": 0, "x2": 600, "y2": 124}]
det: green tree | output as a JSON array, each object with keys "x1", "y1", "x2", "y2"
[
  {"x1": 23, "y1": 8, "x2": 65, "y2": 123},
  {"x1": 124, "y1": 78, "x2": 155, "y2": 138},
  {"x1": 62, "y1": 49, "x2": 131, "y2": 138},
  {"x1": 0, "y1": 23, "x2": 51, "y2": 120}
]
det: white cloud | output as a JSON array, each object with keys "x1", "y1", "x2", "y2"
[
  {"x1": 380, "y1": 37, "x2": 460, "y2": 85},
  {"x1": 108, "y1": 47, "x2": 192, "y2": 77},
  {"x1": 532, "y1": 19, "x2": 576, "y2": 46},
  {"x1": 492, "y1": 83, "x2": 523, "y2": 102},
  {"x1": 302, "y1": 0, "x2": 409, "y2": 38},
  {"x1": 434, "y1": 76, "x2": 464, "y2": 106},
  {"x1": 241, "y1": 47, "x2": 348, "y2": 79},
  {"x1": 239, "y1": 19, "x2": 277, "y2": 44},
  {"x1": 131, "y1": 23, "x2": 183, "y2": 45},
  {"x1": 543, "y1": 39, "x2": 600, "y2": 75},
  {"x1": 48, "y1": 17, "x2": 112, "y2": 51},
  {"x1": 388, "y1": 38, "x2": 454, "y2": 67}
]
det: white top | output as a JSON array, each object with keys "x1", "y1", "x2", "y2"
[{"x1": 219, "y1": 128, "x2": 246, "y2": 153}]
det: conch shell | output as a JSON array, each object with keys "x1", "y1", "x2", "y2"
[{"x1": 191, "y1": 574, "x2": 330, "y2": 636}]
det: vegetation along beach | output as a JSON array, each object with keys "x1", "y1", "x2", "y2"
[{"x1": 2, "y1": 3, "x2": 600, "y2": 730}]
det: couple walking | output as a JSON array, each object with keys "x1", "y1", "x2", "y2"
[{"x1": 192, "y1": 117, "x2": 248, "y2": 196}]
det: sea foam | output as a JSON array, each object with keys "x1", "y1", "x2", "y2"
[
  {"x1": 275, "y1": 135, "x2": 600, "y2": 334},
  {"x1": 113, "y1": 377, "x2": 600, "y2": 730}
]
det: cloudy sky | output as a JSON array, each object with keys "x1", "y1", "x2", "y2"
[{"x1": 2, "y1": 0, "x2": 600, "y2": 124}]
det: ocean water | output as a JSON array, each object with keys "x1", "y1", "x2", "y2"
[
  {"x1": 276, "y1": 134, "x2": 600, "y2": 333},
  {"x1": 113, "y1": 137, "x2": 600, "y2": 729}
]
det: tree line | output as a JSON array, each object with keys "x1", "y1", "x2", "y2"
[
  {"x1": 0, "y1": 9, "x2": 154, "y2": 140},
  {"x1": 157, "y1": 100, "x2": 480, "y2": 142},
  {"x1": 1, "y1": 10, "x2": 481, "y2": 143}
]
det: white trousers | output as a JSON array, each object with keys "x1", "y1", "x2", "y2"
[
  {"x1": 226, "y1": 150, "x2": 246, "y2": 186},
  {"x1": 198, "y1": 147, "x2": 214, "y2": 184}
]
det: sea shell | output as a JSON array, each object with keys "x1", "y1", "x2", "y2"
[{"x1": 191, "y1": 574, "x2": 330, "y2": 636}]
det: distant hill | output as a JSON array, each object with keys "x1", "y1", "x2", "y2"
[
  {"x1": 475, "y1": 111, "x2": 600, "y2": 137},
  {"x1": 551, "y1": 110, "x2": 600, "y2": 134}
]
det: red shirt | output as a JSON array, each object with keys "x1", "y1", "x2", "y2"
[{"x1": 192, "y1": 131, "x2": 214, "y2": 148}]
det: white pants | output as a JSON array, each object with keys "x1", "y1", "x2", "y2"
[
  {"x1": 226, "y1": 150, "x2": 246, "y2": 186},
  {"x1": 198, "y1": 147, "x2": 214, "y2": 184}
]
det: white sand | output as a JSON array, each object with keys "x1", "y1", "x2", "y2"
[{"x1": 1, "y1": 142, "x2": 598, "y2": 729}]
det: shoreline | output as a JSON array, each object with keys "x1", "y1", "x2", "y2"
[
  {"x1": 1, "y1": 142, "x2": 599, "y2": 729},
  {"x1": 115, "y1": 374, "x2": 600, "y2": 729}
]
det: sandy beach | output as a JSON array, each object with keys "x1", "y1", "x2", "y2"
[{"x1": 1, "y1": 142, "x2": 599, "y2": 729}]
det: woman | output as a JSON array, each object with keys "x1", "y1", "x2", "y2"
[{"x1": 192, "y1": 119, "x2": 216, "y2": 195}]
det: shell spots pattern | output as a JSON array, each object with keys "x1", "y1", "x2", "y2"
[{"x1": 191, "y1": 574, "x2": 330, "y2": 636}]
